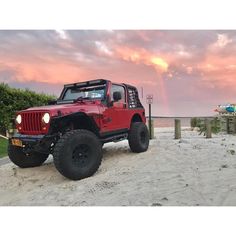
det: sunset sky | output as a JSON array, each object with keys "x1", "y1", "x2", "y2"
[{"x1": 0, "y1": 30, "x2": 236, "y2": 116}]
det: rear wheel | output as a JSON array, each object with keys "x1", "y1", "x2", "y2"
[
  {"x1": 128, "y1": 122, "x2": 149, "y2": 153},
  {"x1": 8, "y1": 145, "x2": 48, "y2": 168},
  {"x1": 53, "y1": 129, "x2": 102, "y2": 180}
]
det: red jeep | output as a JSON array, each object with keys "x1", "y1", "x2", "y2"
[{"x1": 8, "y1": 79, "x2": 149, "y2": 180}]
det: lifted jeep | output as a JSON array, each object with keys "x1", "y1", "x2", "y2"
[{"x1": 8, "y1": 79, "x2": 149, "y2": 180}]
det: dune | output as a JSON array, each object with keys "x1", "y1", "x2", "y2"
[{"x1": 1, "y1": 128, "x2": 236, "y2": 206}]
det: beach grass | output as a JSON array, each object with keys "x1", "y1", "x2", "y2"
[{"x1": 0, "y1": 138, "x2": 8, "y2": 158}]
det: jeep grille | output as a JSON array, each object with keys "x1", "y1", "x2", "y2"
[{"x1": 21, "y1": 112, "x2": 46, "y2": 134}]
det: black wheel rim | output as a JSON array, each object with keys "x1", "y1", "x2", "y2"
[{"x1": 72, "y1": 144, "x2": 91, "y2": 167}]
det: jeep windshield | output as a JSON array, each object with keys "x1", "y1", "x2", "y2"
[{"x1": 61, "y1": 85, "x2": 106, "y2": 102}]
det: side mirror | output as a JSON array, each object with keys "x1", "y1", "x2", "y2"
[
  {"x1": 48, "y1": 100, "x2": 57, "y2": 105},
  {"x1": 113, "y1": 91, "x2": 122, "y2": 102}
]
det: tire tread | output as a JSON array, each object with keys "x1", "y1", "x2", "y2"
[
  {"x1": 53, "y1": 129, "x2": 102, "y2": 180},
  {"x1": 128, "y1": 122, "x2": 149, "y2": 153}
]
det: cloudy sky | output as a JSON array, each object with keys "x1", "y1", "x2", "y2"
[{"x1": 0, "y1": 30, "x2": 236, "y2": 116}]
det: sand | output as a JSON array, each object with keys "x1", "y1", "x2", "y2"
[{"x1": 1, "y1": 127, "x2": 236, "y2": 206}]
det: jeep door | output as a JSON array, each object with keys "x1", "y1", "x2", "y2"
[{"x1": 102, "y1": 84, "x2": 129, "y2": 132}]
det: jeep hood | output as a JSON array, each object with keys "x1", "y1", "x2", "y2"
[{"x1": 21, "y1": 101, "x2": 102, "y2": 117}]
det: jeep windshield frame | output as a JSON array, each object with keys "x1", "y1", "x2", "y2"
[{"x1": 57, "y1": 79, "x2": 109, "y2": 104}]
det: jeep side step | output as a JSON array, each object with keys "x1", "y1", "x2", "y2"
[{"x1": 101, "y1": 133, "x2": 128, "y2": 143}]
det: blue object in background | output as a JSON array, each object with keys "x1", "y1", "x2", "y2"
[{"x1": 226, "y1": 106, "x2": 235, "y2": 113}]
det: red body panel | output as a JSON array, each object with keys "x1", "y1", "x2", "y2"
[{"x1": 99, "y1": 104, "x2": 145, "y2": 132}]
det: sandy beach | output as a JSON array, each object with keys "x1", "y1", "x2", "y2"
[{"x1": 1, "y1": 127, "x2": 236, "y2": 206}]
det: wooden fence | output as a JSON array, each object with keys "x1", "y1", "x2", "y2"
[
  {"x1": 191, "y1": 116, "x2": 236, "y2": 134},
  {"x1": 220, "y1": 116, "x2": 236, "y2": 134}
]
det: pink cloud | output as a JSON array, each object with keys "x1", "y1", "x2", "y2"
[{"x1": 1, "y1": 30, "x2": 236, "y2": 116}]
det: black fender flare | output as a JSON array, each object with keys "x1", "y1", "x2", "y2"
[
  {"x1": 131, "y1": 113, "x2": 143, "y2": 123},
  {"x1": 49, "y1": 112, "x2": 100, "y2": 135}
]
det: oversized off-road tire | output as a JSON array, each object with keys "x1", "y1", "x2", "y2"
[
  {"x1": 128, "y1": 122, "x2": 149, "y2": 153},
  {"x1": 8, "y1": 145, "x2": 48, "y2": 168},
  {"x1": 53, "y1": 129, "x2": 102, "y2": 180}
]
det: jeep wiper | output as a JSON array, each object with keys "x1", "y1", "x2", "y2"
[
  {"x1": 73, "y1": 96, "x2": 91, "y2": 103},
  {"x1": 57, "y1": 100, "x2": 74, "y2": 104}
]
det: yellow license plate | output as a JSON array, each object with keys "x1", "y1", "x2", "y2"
[{"x1": 11, "y1": 139, "x2": 23, "y2": 147}]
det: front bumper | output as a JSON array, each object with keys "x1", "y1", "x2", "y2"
[{"x1": 9, "y1": 133, "x2": 57, "y2": 154}]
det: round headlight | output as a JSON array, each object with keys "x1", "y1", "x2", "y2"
[
  {"x1": 42, "y1": 113, "x2": 50, "y2": 124},
  {"x1": 16, "y1": 114, "x2": 22, "y2": 124}
]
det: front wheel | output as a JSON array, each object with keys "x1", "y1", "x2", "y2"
[
  {"x1": 53, "y1": 129, "x2": 102, "y2": 180},
  {"x1": 128, "y1": 122, "x2": 149, "y2": 153},
  {"x1": 8, "y1": 145, "x2": 48, "y2": 168}
]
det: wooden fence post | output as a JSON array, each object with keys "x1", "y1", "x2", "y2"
[
  {"x1": 150, "y1": 119, "x2": 154, "y2": 139},
  {"x1": 233, "y1": 117, "x2": 236, "y2": 134},
  {"x1": 205, "y1": 119, "x2": 212, "y2": 138},
  {"x1": 226, "y1": 117, "x2": 230, "y2": 134},
  {"x1": 147, "y1": 119, "x2": 155, "y2": 139},
  {"x1": 5, "y1": 130, "x2": 9, "y2": 138},
  {"x1": 175, "y1": 119, "x2": 181, "y2": 139}
]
